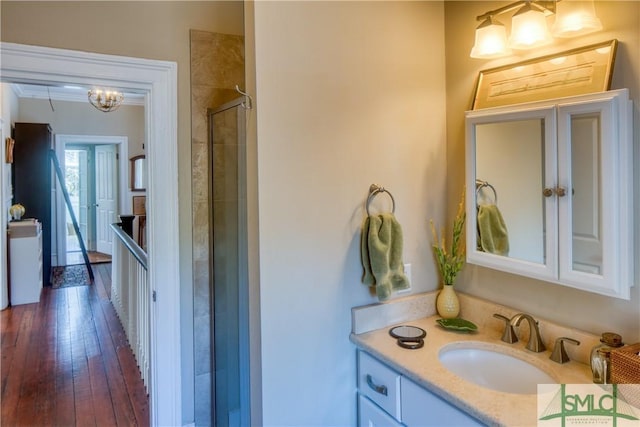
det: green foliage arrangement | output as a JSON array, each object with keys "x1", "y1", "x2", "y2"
[{"x1": 430, "y1": 191, "x2": 466, "y2": 286}]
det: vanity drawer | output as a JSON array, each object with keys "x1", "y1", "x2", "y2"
[
  {"x1": 401, "y1": 377, "x2": 484, "y2": 426},
  {"x1": 358, "y1": 393, "x2": 402, "y2": 427},
  {"x1": 357, "y1": 351, "x2": 401, "y2": 421}
]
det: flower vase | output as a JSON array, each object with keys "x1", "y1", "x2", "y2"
[{"x1": 436, "y1": 284, "x2": 460, "y2": 319}]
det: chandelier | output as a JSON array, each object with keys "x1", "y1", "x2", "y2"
[{"x1": 88, "y1": 89, "x2": 124, "y2": 112}]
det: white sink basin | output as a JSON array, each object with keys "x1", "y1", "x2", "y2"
[{"x1": 439, "y1": 344, "x2": 556, "y2": 394}]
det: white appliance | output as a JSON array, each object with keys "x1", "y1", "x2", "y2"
[{"x1": 8, "y1": 219, "x2": 43, "y2": 305}]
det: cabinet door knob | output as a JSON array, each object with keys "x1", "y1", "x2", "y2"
[
  {"x1": 365, "y1": 374, "x2": 388, "y2": 396},
  {"x1": 543, "y1": 187, "x2": 567, "y2": 197}
]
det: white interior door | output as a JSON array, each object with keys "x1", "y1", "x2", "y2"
[
  {"x1": 65, "y1": 148, "x2": 90, "y2": 251},
  {"x1": 95, "y1": 144, "x2": 118, "y2": 254}
]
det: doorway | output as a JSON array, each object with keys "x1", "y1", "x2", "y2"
[
  {"x1": 64, "y1": 146, "x2": 93, "y2": 265},
  {"x1": 55, "y1": 135, "x2": 128, "y2": 267},
  {"x1": 63, "y1": 144, "x2": 119, "y2": 265},
  {"x1": 1, "y1": 42, "x2": 180, "y2": 425}
]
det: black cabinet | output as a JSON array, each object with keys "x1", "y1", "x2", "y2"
[{"x1": 12, "y1": 123, "x2": 53, "y2": 286}]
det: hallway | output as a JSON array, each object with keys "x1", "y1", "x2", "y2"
[{"x1": 1, "y1": 263, "x2": 149, "y2": 426}]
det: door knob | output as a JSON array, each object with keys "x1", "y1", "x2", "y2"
[{"x1": 543, "y1": 188, "x2": 554, "y2": 197}]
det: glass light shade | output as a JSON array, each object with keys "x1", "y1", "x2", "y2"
[
  {"x1": 470, "y1": 18, "x2": 511, "y2": 59},
  {"x1": 508, "y1": 4, "x2": 553, "y2": 49},
  {"x1": 552, "y1": 0, "x2": 602, "y2": 37}
]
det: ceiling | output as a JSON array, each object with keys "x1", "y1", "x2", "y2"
[{"x1": 11, "y1": 83, "x2": 145, "y2": 106}]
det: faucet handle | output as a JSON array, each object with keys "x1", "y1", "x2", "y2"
[
  {"x1": 493, "y1": 313, "x2": 518, "y2": 344},
  {"x1": 550, "y1": 337, "x2": 580, "y2": 364},
  {"x1": 511, "y1": 313, "x2": 546, "y2": 352}
]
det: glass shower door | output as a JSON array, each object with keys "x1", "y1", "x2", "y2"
[{"x1": 209, "y1": 98, "x2": 249, "y2": 427}]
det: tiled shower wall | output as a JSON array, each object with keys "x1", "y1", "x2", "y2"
[{"x1": 190, "y1": 29, "x2": 244, "y2": 425}]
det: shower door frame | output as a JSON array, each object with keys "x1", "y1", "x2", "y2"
[{"x1": 208, "y1": 97, "x2": 251, "y2": 427}]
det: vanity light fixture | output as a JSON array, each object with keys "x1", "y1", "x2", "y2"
[
  {"x1": 470, "y1": 16, "x2": 512, "y2": 59},
  {"x1": 470, "y1": 0, "x2": 602, "y2": 59},
  {"x1": 551, "y1": 0, "x2": 602, "y2": 37},
  {"x1": 88, "y1": 88, "x2": 124, "y2": 112},
  {"x1": 508, "y1": 2, "x2": 554, "y2": 49}
]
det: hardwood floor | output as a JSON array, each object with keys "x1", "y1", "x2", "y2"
[{"x1": 1, "y1": 263, "x2": 149, "y2": 426}]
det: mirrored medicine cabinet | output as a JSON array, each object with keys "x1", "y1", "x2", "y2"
[{"x1": 465, "y1": 89, "x2": 633, "y2": 299}]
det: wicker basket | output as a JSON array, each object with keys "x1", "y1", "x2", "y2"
[
  {"x1": 611, "y1": 343, "x2": 640, "y2": 384},
  {"x1": 611, "y1": 343, "x2": 640, "y2": 410}
]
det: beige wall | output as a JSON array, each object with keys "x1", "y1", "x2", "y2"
[
  {"x1": 253, "y1": 1, "x2": 446, "y2": 424},
  {"x1": 242, "y1": 3, "x2": 262, "y2": 423},
  {"x1": 17, "y1": 98, "x2": 145, "y2": 157},
  {"x1": 444, "y1": 1, "x2": 640, "y2": 341},
  {"x1": 1, "y1": 2, "x2": 244, "y2": 424}
]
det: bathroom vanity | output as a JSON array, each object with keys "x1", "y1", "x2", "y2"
[
  {"x1": 351, "y1": 292, "x2": 594, "y2": 426},
  {"x1": 351, "y1": 88, "x2": 632, "y2": 425},
  {"x1": 357, "y1": 350, "x2": 483, "y2": 426}
]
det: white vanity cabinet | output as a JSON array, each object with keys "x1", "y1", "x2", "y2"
[
  {"x1": 465, "y1": 89, "x2": 634, "y2": 299},
  {"x1": 357, "y1": 350, "x2": 484, "y2": 426}
]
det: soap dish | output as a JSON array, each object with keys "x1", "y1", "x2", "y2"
[{"x1": 436, "y1": 318, "x2": 478, "y2": 332}]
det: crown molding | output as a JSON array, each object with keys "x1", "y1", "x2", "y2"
[{"x1": 11, "y1": 83, "x2": 145, "y2": 106}]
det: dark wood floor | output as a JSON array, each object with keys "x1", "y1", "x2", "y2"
[{"x1": 1, "y1": 263, "x2": 149, "y2": 426}]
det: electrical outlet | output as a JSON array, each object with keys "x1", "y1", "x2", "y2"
[{"x1": 399, "y1": 263, "x2": 412, "y2": 293}]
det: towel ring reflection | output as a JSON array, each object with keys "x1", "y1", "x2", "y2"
[
  {"x1": 475, "y1": 179, "x2": 497, "y2": 205},
  {"x1": 366, "y1": 184, "x2": 396, "y2": 216}
]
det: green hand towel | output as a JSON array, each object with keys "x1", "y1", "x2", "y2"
[
  {"x1": 361, "y1": 213, "x2": 410, "y2": 301},
  {"x1": 477, "y1": 204, "x2": 509, "y2": 256}
]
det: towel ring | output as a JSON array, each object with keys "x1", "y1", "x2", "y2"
[
  {"x1": 366, "y1": 184, "x2": 396, "y2": 216},
  {"x1": 475, "y1": 179, "x2": 497, "y2": 205}
]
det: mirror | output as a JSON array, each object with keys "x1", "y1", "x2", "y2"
[
  {"x1": 465, "y1": 89, "x2": 634, "y2": 299},
  {"x1": 470, "y1": 113, "x2": 602, "y2": 272},
  {"x1": 388, "y1": 325, "x2": 426, "y2": 339},
  {"x1": 475, "y1": 118, "x2": 546, "y2": 264},
  {"x1": 466, "y1": 105, "x2": 556, "y2": 283},
  {"x1": 130, "y1": 155, "x2": 146, "y2": 191},
  {"x1": 569, "y1": 113, "x2": 602, "y2": 275},
  {"x1": 388, "y1": 325, "x2": 426, "y2": 350}
]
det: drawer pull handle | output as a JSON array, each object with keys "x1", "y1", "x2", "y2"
[{"x1": 366, "y1": 374, "x2": 388, "y2": 396}]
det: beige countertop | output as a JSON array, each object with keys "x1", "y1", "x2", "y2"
[{"x1": 350, "y1": 314, "x2": 593, "y2": 426}]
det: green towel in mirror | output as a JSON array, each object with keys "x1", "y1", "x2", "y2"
[
  {"x1": 361, "y1": 213, "x2": 410, "y2": 301},
  {"x1": 477, "y1": 204, "x2": 509, "y2": 256}
]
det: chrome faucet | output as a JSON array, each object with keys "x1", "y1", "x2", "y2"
[{"x1": 511, "y1": 313, "x2": 546, "y2": 352}]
